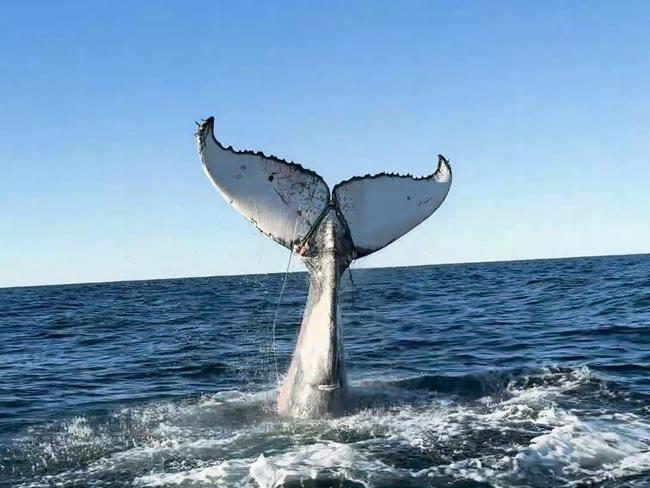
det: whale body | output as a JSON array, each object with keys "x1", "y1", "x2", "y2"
[{"x1": 196, "y1": 117, "x2": 452, "y2": 417}]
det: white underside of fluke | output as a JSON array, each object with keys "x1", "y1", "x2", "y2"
[
  {"x1": 197, "y1": 117, "x2": 452, "y2": 257},
  {"x1": 333, "y1": 161, "x2": 452, "y2": 256},
  {"x1": 197, "y1": 117, "x2": 330, "y2": 250}
]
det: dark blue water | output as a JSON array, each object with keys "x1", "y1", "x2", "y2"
[{"x1": 2, "y1": 254, "x2": 650, "y2": 487}]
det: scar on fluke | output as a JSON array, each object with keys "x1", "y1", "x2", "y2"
[{"x1": 273, "y1": 188, "x2": 288, "y2": 205}]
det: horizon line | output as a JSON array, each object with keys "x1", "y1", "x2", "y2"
[{"x1": 2, "y1": 251, "x2": 648, "y2": 291}]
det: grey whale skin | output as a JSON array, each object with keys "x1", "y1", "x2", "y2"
[{"x1": 196, "y1": 117, "x2": 452, "y2": 418}]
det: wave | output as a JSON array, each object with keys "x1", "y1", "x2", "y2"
[{"x1": 4, "y1": 366, "x2": 650, "y2": 487}]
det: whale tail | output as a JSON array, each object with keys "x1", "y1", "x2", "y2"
[
  {"x1": 196, "y1": 117, "x2": 452, "y2": 257},
  {"x1": 197, "y1": 116, "x2": 452, "y2": 417}
]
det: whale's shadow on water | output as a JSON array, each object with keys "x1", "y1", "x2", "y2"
[
  {"x1": 351, "y1": 371, "x2": 516, "y2": 408},
  {"x1": 344, "y1": 367, "x2": 553, "y2": 413},
  {"x1": 342, "y1": 364, "x2": 632, "y2": 415}
]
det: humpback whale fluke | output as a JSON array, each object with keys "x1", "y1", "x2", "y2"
[{"x1": 196, "y1": 116, "x2": 452, "y2": 418}]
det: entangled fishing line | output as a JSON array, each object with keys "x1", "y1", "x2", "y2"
[{"x1": 270, "y1": 212, "x2": 301, "y2": 383}]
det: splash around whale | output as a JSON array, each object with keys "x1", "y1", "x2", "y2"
[{"x1": 196, "y1": 116, "x2": 452, "y2": 418}]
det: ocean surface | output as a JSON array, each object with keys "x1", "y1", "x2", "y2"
[{"x1": 1, "y1": 254, "x2": 650, "y2": 488}]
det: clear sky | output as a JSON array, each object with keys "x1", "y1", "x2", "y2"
[{"x1": 1, "y1": 1, "x2": 649, "y2": 288}]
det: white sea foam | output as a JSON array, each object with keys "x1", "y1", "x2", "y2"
[
  {"x1": 249, "y1": 443, "x2": 386, "y2": 488},
  {"x1": 250, "y1": 454, "x2": 286, "y2": 488},
  {"x1": 12, "y1": 368, "x2": 650, "y2": 488},
  {"x1": 135, "y1": 458, "x2": 252, "y2": 486}
]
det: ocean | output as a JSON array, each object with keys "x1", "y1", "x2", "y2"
[{"x1": 1, "y1": 254, "x2": 649, "y2": 487}]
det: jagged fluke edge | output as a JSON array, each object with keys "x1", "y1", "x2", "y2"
[
  {"x1": 196, "y1": 116, "x2": 452, "y2": 198},
  {"x1": 332, "y1": 154, "x2": 452, "y2": 196},
  {"x1": 196, "y1": 116, "x2": 330, "y2": 195},
  {"x1": 331, "y1": 155, "x2": 452, "y2": 258}
]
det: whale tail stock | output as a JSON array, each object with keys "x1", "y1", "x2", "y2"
[
  {"x1": 196, "y1": 116, "x2": 452, "y2": 260},
  {"x1": 196, "y1": 116, "x2": 452, "y2": 417}
]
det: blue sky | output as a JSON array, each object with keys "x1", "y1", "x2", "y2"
[{"x1": 1, "y1": 1, "x2": 649, "y2": 287}]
